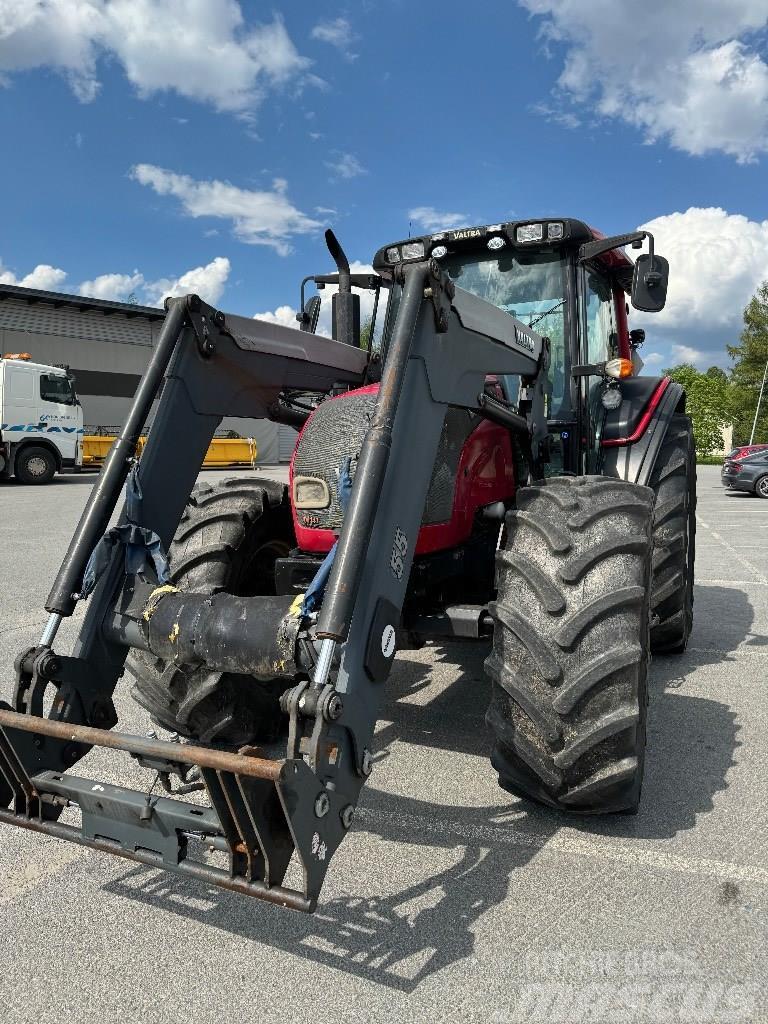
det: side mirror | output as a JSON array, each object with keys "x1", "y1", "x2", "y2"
[
  {"x1": 298, "y1": 294, "x2": 321, "y2": 333},
  {"x1": 631, "y1": 253, "x2": 669, "y2": 312}
]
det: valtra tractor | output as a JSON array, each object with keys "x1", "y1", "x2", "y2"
[{"x1": 0, "y1": 217, "x2": 695, "y2": 912}]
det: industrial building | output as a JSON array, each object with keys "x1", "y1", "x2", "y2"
[{"x1": 0, "y1": 282, "x2": 296, "y2": 462}]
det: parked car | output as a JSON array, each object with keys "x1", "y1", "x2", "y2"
[
  {"x1": 725, "y1": 443, "x2": 768, "y2": 461},
  {"x1": 721, "y1": 448, "x2": 768, "y2": 497}
]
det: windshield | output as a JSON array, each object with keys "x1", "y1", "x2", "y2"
[
  {"x1": 40, "y1": 373, "x2": 76, "y2": 405},
  {"x1": 440, "y1": 251, "x2": 568, "y2": 413}
]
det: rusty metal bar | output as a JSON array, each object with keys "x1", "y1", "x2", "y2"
[
  {"x1": 0, "y1": 709, "x2": 283, "y2": 782},
  {"x1": 0, "y1": 808, "x2": 313, "y2": 912}
]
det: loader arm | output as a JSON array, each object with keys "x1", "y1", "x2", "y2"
[{"x1": 0, "y1": 259, "x2": 549, "y2": 911}]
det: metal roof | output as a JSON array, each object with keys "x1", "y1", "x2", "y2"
[{"x1": 0, "y1": 282, "x2": 165, "y2": 321}]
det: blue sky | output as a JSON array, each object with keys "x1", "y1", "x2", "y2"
[{"x1": 1, "y1": 1, "x2": 768, "y2": 371}]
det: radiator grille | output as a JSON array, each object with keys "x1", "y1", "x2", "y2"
[{"x1": 293, "y1": 392, "x2": 478, "y2": 530}]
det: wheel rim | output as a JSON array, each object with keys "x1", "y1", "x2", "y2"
[
  {"x1": 758, "y1": 477, "x2": 768, "y2": 498},
  {"x1": 27, "y1": 456, "x2": 48, "y2": 477}
]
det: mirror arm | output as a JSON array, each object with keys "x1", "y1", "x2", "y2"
[{"x1": 297, "y1": 276, "x2": 316, "y2": 328}]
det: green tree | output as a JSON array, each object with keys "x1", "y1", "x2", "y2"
[
  {"x1": 663, "y1": 363, "x2": 733, "y2": 458},
  {"x1": 359, "y1": 316, "x2": 374, "y2": 350},
  {"x1": 728, "y1": 281, "x2": 768, "y2": 444}
]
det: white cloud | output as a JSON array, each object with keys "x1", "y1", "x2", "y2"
[
  {"x1": 0, "y1": 2, "x2": 309, "y2": 114},
  {"x1": 253, "y1": 304, "x2": 299, "y2": 329},
  {"x1": 628, "y1": 206, "x2": 768, "y2": 369},
  {"x1": 640, "y1": 351, "x2": 664, "y2": 368},
  {"x1": 311, "y1": 17, "x2": 357, "y2": 60},
  {"x1": 0, "y1": 262, "x2": 68, "y2": 290},
  {"x1": 325, "y1": 153, "x2": 366, "y2": 180},
  {"x1": 1, "y1": 255, "x2": 230, "y2": 307},
  {"x1": 254, "y1": 260, "x2": 377, "y2": 339},
  {"x1": 670, "y1": 344, "x2": 705, "y2": 366},
  {"x1": 408, "y1": 206, "x2": 469, "y2": 232},
  {"x1": 637, "y1": 207, "x2": 768, "y2": 331},
  {"x1": 131, "y1": 163, "x2": 321, "y2": 255},
  {"x1": 520, "y1": 0, "x2": 768, "y2": 161},
  {"x1": 145, "y1": 256, "x2": 231, "y2": 306},
  {"x1": 78, "y1": 271, "x2": 143, "y2": 301}
]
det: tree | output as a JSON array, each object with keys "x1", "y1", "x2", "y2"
[
  {"x1": 663, "y1": 363, "x2": 733, "y2": 458},
  {"x1": 728, "y1": 281, "x2": 768, "y2": 444}
]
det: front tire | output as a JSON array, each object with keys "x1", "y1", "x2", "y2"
[
  {"x1": 755, "y1": 474, "x2": 768, "y2": 499},
  {"x1": 486, "y1": 476, "x2": 654, "y2": 814},
  {"x1": 128, "y1": 477, "x2": 294, "y2": 746},
  {"x1": 16, "y1": 446, "x2": 56, "y2": 484}
]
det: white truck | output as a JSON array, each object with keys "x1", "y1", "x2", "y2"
[{"x1": 0, "y1": 353, "x2": 83, "y2": 484}]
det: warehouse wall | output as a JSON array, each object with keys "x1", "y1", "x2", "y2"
[{"x1": 0, "y1": 296, "x2": 281, "y2": 462}]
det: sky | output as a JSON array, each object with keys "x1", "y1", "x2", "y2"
[{"x1": 1, "y1": 1, "x2": 768, "y2": 372}]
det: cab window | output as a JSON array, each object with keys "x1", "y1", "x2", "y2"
[{"x1": 583, "y1": 269, "x2": 618, "y2": 363}]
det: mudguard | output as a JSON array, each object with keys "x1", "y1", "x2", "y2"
[{"x1": 599, "y1": 376, "x2": 686, "y2": 486}]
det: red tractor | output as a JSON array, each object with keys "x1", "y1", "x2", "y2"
[{"x1": 0, "y1": 217, "x2": 695, "y2": 912}]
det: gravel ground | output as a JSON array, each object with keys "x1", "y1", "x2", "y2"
[{"x1": 0, "y1": 464, "x2": 766, "y2": 1024}]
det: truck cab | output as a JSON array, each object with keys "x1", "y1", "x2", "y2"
[{"x1": 0, "y1": 353, "x2": 83, "y2": 483}]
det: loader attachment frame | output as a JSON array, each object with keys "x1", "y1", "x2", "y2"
[{"x1": 1, "y1": 259, "x2": 550, "y2": 911}]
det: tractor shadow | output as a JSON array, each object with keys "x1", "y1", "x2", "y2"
[{"x1": 102, "y1": 585, "x2": 746, "y2": 993}]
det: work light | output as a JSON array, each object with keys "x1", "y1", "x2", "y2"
[
  {"x1": 516, "y1": 223, "x2": 544, "y2": 243},
  {"x1": 402, "y1": 241, "x2": 425, "y2": 260}
]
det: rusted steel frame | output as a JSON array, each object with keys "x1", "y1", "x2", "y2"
[
  {"x1": 0, "y1": 808, "x2": 313, "y2": 912},
  {"x1": 0, "y1": 709, "x2": 283, "y2": 782},
  {"x1": 0, "y1": 725, "x2": 38, "y2": 814}
]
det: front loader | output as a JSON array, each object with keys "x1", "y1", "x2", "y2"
[{"x1": 0, "y1": 217, "x2": 695, "y2": 912}]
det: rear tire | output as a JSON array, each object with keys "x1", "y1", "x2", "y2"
[
  {"x1": 486, "y1": 476, "x2": 654, "y2": 814},
  {"x1": 16, "y1": 446, "x2": 56, "y2": 484},
  {"x1": 755, "y1": 474, "x2": 768, "y2": 499},
  {"x1": 128, "y1": 477, "x2": 294, "y2": 746},
  {"x1": 648, "y1": 415, "x2": 696, "y2": 654}
]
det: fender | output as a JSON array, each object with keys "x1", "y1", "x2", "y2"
[{"x1": 599, "y1": 376, "x2": 686, "y2": 486}]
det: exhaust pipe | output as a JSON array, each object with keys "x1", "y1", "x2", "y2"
[{"x1": 325, "y1": 229, "x2": 360, "y2": 348}]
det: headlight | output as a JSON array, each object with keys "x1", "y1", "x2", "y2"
[
  {"x1": 385, "y1": 246, "x2": 400, "y2": 264},
  {"x1": 601, "y1": 384, "x2": 623, "y2": 410},
  {"x1": 293, "y1": 476, "x2": 330, "y2": 509},
  {"x1": 516, "y1": 223, "x2": 544, "y2": 243}
]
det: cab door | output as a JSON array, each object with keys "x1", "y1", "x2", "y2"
[
  {"x1": 4, "y1": 363, "x2": 41, "y2": 433},
  {"x1": 579, "y1": 265, "x2": 618, "y2": 472},
  {"x1": 38, "y1": 372, "x2": 79, "y2": 462}
]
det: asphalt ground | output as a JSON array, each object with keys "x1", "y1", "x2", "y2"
[{"x1": 0, "y1": 464, "x2": 766, "y2": 1024}]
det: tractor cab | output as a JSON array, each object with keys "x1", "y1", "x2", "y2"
[
  {"x1": 295, "y1": 220, "x2": 669, "y2": 478},
  {"x1": 368, "y1": 219, "x2": 669, "y2": 475}
]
